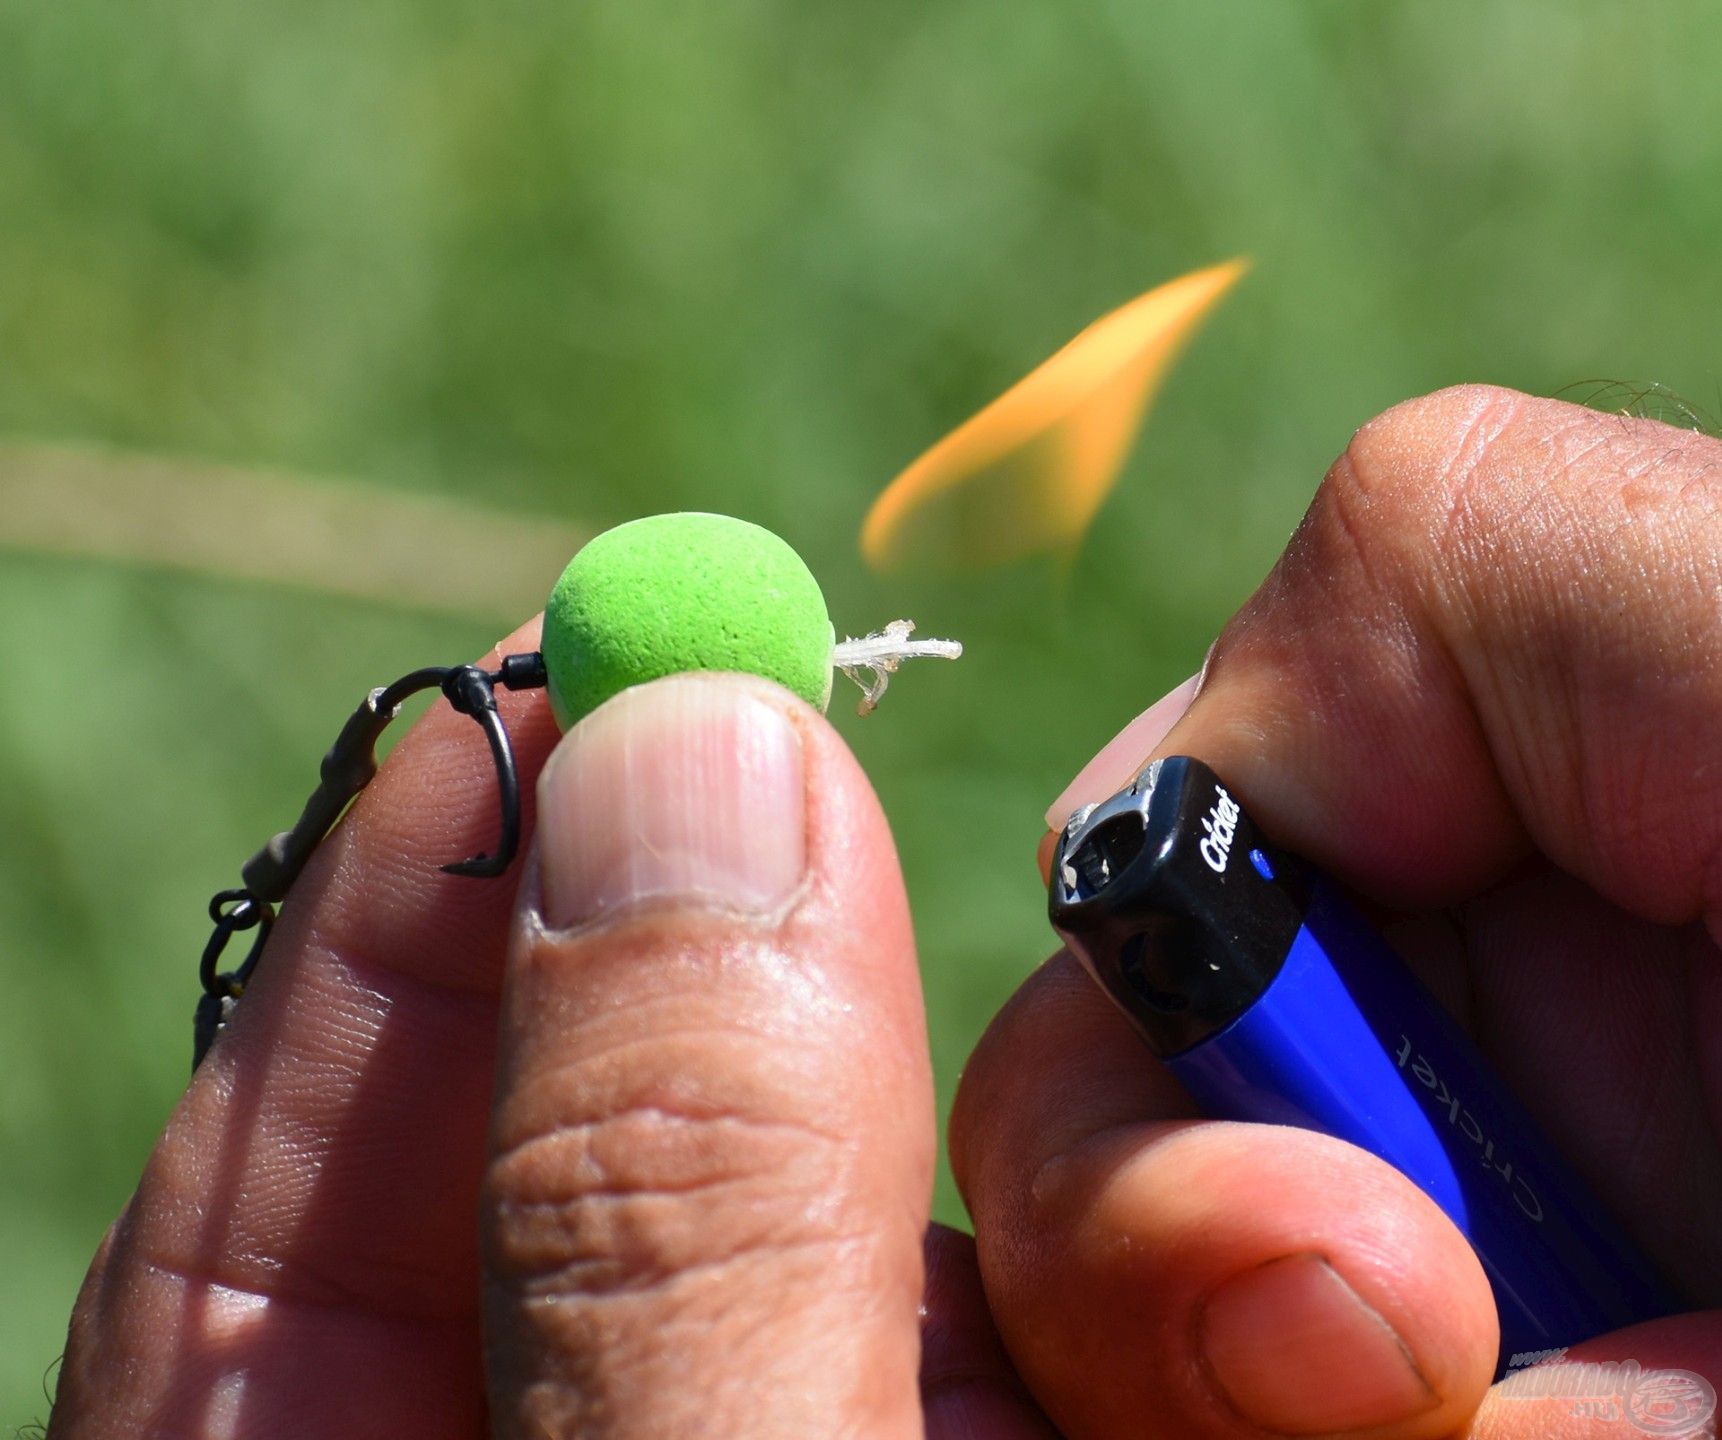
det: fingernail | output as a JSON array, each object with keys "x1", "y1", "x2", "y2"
[
  {"x1": 1044, "y1": 673, "x2": 1200, "y2": 830},
  {"x1": 1196, "y1": 1254, "x2": 1438, "y2": 1435},
  {"x1": 537, "y1": 676, "x2": 807, "y2": 929}
]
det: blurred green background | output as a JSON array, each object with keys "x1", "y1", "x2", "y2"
[{"x1": 3, "y1": 0, "x2": 1720, "y2": 1423}]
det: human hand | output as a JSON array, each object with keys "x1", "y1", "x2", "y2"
[
  {"x1": 954, "y1": 385, "x2": 1722, "y2": 1438},
  {"x1": 48, "y1": 385, "x2": 1722, "y2": 1439},
  {"x1": 47, "y1": 646, "x2": 1065, "y2": 1437}
]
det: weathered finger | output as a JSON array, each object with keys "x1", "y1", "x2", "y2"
[
  {"x1": 1052, "y1": 386, "x2": 1722, "y2": 930},
  {"x1": 950, "y1": 952, "x2": 1498, "y2": 1440},
  {"x1": 51, "y1": 618, "x2": 559, "y2": 1436},
  {"x1": 481, "y1": 673, "x2": 935, "y2": 1438}
]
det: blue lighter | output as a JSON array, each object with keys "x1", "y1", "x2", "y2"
[{"x1": 1047, "y1": 755, "x2": 1680, "y2": 1373}]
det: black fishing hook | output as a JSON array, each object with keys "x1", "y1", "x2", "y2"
[{"x1": 192, "y1": 649, "x2": 548, "y2": 1068}]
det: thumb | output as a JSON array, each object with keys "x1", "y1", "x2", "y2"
[{"x1": 481, "y1": 673, "x2": 935, "y2": 1438}]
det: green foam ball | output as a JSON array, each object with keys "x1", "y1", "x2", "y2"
[{"x1": 542, "y1": 512, "x2": 835, "y2": 728}]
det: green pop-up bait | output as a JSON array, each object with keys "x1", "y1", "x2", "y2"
[
  {"x1": 189, "y1": 512, "x2": 960, "y2": 1067},
  {"x1": 543, "y1": 512, "x2": 838, "y2": 725}
]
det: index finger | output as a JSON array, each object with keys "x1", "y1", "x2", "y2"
[
  {"x1": 1058, "y1": 384, "x2": 1722, "y2": 930},
  {"x1": 51, "y1": 617, "x2": 559, "y2": 1436}
]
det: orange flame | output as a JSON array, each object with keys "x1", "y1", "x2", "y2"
[{"x1": 860, "y1": 258, "x2": 1248, "y2": 572}]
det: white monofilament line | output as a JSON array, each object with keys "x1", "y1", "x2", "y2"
[{"x1": 832, "y1": 620, "x2": 963, "y2": 715}]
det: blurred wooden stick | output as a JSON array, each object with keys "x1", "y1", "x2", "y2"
[{"x1": 0, "y1": 442, "x2": 590, "y2": 621}]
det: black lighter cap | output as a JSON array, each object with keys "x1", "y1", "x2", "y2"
[{"x1": 1048, "y1": 755, "x2": 1310, "y2": 1056}]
